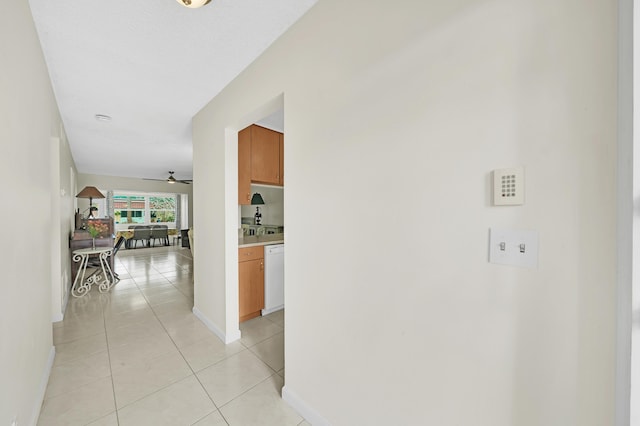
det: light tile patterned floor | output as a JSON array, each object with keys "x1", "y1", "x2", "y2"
[{"x1": 39, "y1": 245, "x2": 301, "y2": 426}]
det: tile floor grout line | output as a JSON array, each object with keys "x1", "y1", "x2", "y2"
[
  {"x1": 52, "y1": 329, "x2": 106, "y2": 346},
  {"x1": 238, "y1": 326, "x2": 284, "y2": 349},
  {"x1": 189, "y1": 408, "x2": 229, "y2": 426},
  {"x1": 45, "y1": 248, "x2": 208, "y2": 425},
  {"x1": 140, "y1": 288, "x2": 224, "y2": 410},
  {"x1": 125, "y1": 272, "x2": 225, "y2": 414},
  {"x1": 214, "y1": 405, "x2": 232, "y2": 426},
  {"x1": 190, "y1": 372, "x2": 225, "y2": 420},
  {"x1": 247, "y1": 342, "x2": 284, "y2": 374},
  {"x1": 215, "y1": 371, "x2": 285, "y2": 412},
  {"x1": 110, "y1": 372, "x2": 199, "y2": 413},
  {"x1": 103, "y1": 272, "x2": 201, "y2": 414},
  {"x1": 189, "y1": 346, "x2": 252, "y2": 374},
  {"x1": 161, "y1": 269, "x2": 193, "y2": 298},
  {"x1": 100, "y1": 284, "x2": 121, "y2": 426},
  {"x1": 126, "y1": 262, "x2": 282, "y2": 419},
  {"x1": 244, "y1": 343, "x2": 284, "y2": 376},
  {"x1": 48, "y1": 247, "x2": 300, "y2": 425}
]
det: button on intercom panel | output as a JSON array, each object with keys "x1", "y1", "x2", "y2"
[{"x1": 493, "y1": 167, "x2": 524, "y2": 206}]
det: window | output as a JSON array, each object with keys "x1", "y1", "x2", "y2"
[
  {"x1": 113, "y1": 195, "x2": 146, "y2": 224},
  {"x1": 150, "y1": 196, "x2": 176, "y2": 223},
  {"x1": 113, "y1": 193, "x2": 177, "y2": 226}
]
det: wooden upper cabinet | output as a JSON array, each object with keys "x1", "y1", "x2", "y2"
[
  {"x1": 238, "y1": 127, "x2": 252, "y2": 205},
  {"x1": 279, "y1": 133, "x2": 284, "y2": 186},
  {"x1": 238, "y1": 124, "x2": 284, "y2": 200},
  {"x1": 250, "y1": 125, "x2": 281, "y2": 185}
]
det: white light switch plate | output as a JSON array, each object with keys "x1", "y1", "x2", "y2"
[
  {"x1": 493, "y1": 167, "x2": 524, "y2": 205},
  {"x1": 489, "y1": 228, "x2": 538, "y2": 269}
]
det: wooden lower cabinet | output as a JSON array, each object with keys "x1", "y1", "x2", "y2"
[{"x1": 239, "y1": 246, "x2": 264, "y2": 322}]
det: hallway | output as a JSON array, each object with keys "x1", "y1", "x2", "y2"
[{"x1": 39, "y1": 246, "x2": 302, "y2": 425}]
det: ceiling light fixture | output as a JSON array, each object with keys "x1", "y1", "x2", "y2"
[
  {"x1": 175, "y1": 0, "x2": 211, "y2": 8},
  {"x1": 95, "y1": 114, "x2": 112, "y2": 122}
]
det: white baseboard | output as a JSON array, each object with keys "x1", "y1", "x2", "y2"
[
  {"x1": 52, "y1": 293, "x2": 67, "y2": 322},
  {"x1": 192, "y1": 307, "x2": 241, "y2": 344},
  {"x1": 262, "y1": 305, "x2": 284, "y2": 316},
  {"x1": 282, "y1": 385, "x2": 330, "y2": 426},
  {"x1": 61, "y1": 278, "x2": 71, "y2": 315},
  {"x1": 52, "y1": 275, "x2": 71, "y2": 323},
  {"x1": 31, "y1": 346, "x2": 55, "y2": 426}
]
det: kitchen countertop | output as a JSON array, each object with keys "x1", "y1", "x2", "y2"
[{"x1": 238, "y1": 233, "x2": 284, "y2": 248}]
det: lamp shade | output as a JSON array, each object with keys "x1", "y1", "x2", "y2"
[
  {"x1": 251, "y1": 193, "x2": 265, "y2": 205},
  {"x1": 175, "y1": 0, "x2": 211, "y2": 8},
  {"x1": 76, "y1": 186, "x2": 105, "y2": 199},
  {"x1": 76, "y1": 186, "x2": 105, "y2": 219}
]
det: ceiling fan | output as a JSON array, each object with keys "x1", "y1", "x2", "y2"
[{"x1": 143, "y1": 171, "x2": 192, "y2": 185}]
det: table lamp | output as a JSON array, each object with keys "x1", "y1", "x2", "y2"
[
  {"x1": 251, "y1": 193, "x2": 265, "y2": 225},
  {"x1": 76, "y1": 186, "x2": 105, "y2": 218}
]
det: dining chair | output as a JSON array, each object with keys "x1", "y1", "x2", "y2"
[
  {"x1": 131, "y1": 226, "x2": 151, "y2": 248},
  {"x1": 150, "y1": 225, "x2": 169, "y2": 247}
]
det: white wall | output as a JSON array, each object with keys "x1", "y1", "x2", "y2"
[
  {"x1": 193, "y1": 0, "x2": 619, "y2": 424},
  {"x1": 51, "y1": 128, "x2": 78, "y2": 322},
  {"x1": 0, "y1": 1, "x2": 64, "y2": 424},
  {"x1": 627, "y1": 0, "x2": 640, "y2": 423},
  {"x1": 77, "y1": 173, "x2": 194, "y2": 228}
]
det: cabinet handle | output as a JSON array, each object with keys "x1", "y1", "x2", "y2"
[{"x1": 260, "y1": 261, "x2": 264, "y2": 271}]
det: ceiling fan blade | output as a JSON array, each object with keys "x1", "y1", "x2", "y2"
[
  {"x1": 142, "y1": 172, "x2": 192, "y2": 184},
  {"x1": 141, "y1": 177, "x2": 191, "y2": 184}
]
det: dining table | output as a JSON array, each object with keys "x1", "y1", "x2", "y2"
[{"x1": 115, "y1": 228, "x2": 179, "y2": 248}]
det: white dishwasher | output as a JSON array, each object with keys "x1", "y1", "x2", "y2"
[{"x1": 263, "y1": 244, "x2": 284, "y2": 315}]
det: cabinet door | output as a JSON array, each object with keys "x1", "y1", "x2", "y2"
[
  {"x1": 238, "y1": 127, "x2": 252, "y2": 205},
  {"x1": 250, "y1": 125, "x2": 280, "y2": 185},
  {"x1": 239, "y1": 258, "x2": 264, "y2": 322},
  {"x1": 279, "y1": 132, "x2": 284, "y2": 186}
]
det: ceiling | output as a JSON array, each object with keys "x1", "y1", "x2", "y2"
[{"x1": 29, "y1": 0, "x2": 314, "y2": 182}]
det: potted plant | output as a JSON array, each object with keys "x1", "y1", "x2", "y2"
[{"x1": 86, "y1": 221, "x2": 109, "y2": 249}]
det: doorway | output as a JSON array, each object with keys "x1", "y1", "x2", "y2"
[{"x1": 233, "y1": 97, "x2": 286, "y2": 382}]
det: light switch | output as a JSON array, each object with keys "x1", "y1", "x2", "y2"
[
  {"x1": 489, "y1": 228, "x2": 538, "y2": 269},
  {"x1": 493, "y1": 167, "x2": 524, "y2": 206}
]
